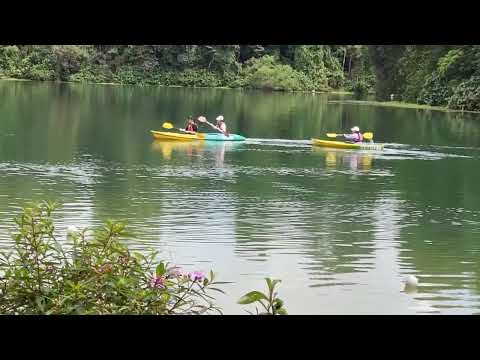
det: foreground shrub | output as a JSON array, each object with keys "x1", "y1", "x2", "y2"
[{"x1": 0, "y1": 201, "x2": 226, "y2": 314}]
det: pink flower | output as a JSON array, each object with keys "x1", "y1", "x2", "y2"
[
  {"x1": 189, "y1": 271, "x2": 205, "y2": 282},
  {"x1": 150, "y1": 276, "x2": 166, "y2": 289},
  {"x1": 167, "y1": 266, "x2": 183, "y2": 278}
]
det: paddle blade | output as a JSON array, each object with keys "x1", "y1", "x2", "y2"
[
  {"x1": 363, "y1": 132, "x2": 373, "y2": 140},
  {"x1": 326, "y1": 133, "x2": 338, "y2": 138},
  {"x1": 197, "y1": 116, "x2": 207, "y2": 123},
  {"x1": 162, "y1": 122, "x2": 174, "y2": 129}
]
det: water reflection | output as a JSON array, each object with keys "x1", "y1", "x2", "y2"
[
  {"x1": 312, "y1": 147, "x2": 374, "y2": 171},
  {"x1": 151, "y1": 140, "x2": 245, "y2": 166},
  {"x1": 2, "y1": 81, "x2": 480, "y2": 313},
  {"x1": 151, "y1": 140, "x2": 204, "y2": 160}
]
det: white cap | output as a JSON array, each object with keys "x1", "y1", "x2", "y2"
[
  {"x1": 216, "y1": 115, "x2": 224, "y2": 122},
  {"x1": 351, "y1": 126, "x2": 360, "y2": 132}
]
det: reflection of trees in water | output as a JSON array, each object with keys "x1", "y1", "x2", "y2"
[
  {"x1": 0, "y1": 160, "x2": 99, "y2": 243},
  {"x1": 230, "y1": 168, "x2": 382, "y2": 274},
  {"x1": 297, "y1": 201, "x2": 376, "y2": 278}
]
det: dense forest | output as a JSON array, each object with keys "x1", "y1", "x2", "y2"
[
  {"x1": 0, "y1": 45, "x2": 374, "y2": 93},
  {"x1": 0, "y1": 45, "x2": 479, "y2": 111}
]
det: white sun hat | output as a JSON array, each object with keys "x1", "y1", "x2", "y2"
[
  {"x1": 351, "y1": 126, "x2": 360, "y2": 132},
  {"x1": 216, "y1": 115, "x2": 224, "y2": 122}
]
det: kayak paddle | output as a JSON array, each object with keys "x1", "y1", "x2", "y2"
[
  {"x1": 197, "y1": 116, "x2": 228, "y2": 136},
  {"x1": 326, "y1": 132, "x2": 373, "y2": 140}
]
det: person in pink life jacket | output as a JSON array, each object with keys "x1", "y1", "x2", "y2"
[{"x1": 342, "y1": 126, "x2": 363, "y2": 143}]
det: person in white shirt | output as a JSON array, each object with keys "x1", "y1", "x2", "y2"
[
  {"x1": 214, "y1": 115, "x2": 228, "y2": 136},
  {"x1": 197, "y1": 115, "x2": 230, "y2": 137}
]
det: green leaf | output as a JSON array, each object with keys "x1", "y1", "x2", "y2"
[
  {"x1": 272, "y1": 279, "x2": 281, "y2": 289},
  {"x1": 35, "y1": 296, "x2": 45, "y2": 313},
  {"x1": 276, "y1": 308, "x2": 288, "y2": 315},
  {"x1": 265, "y1": 277, "x2": 273, "y2": 293},
  {"x1": 208, "y1": 287, "x2": 226, "y2": 294},
  {"x1": 156, "y1": 262, "x2": 166, "y2": 277},
  {"x1": 238, "y1": 291, "x2": 269, "y2": 305}
]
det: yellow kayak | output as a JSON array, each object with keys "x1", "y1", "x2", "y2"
[
  {"x1": 311, "y1": 139, "x2": 384, "y2": 150},
  {"x1": 150, "y1": 131, "x2": 246, "y2": 141},
  {"x1": 151, "y1": 131, "x2": 204, "y2": 141}
]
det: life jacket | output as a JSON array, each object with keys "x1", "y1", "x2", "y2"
[
  {"x1": 186, "y1": 123, "x2": 197, "y2": 132},
  {"x1": 355, "y1": 132, "x2": 363, "y2": 143}
]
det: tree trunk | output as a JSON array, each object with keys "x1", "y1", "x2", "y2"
[{"x1": 55, "y1": 54, "x2": 62, "y2": 82}]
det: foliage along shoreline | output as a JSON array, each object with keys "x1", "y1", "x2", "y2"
[
  {"x1": 0, "y1": 75, "x2": 354, "y2": 96},
  {"x1": 327, "y1": 100, "x2": 480, "y2": 114},
  {"x1": 0, "y1": 45, "x2": 373, "y2": 94},
  {"x1": 2, "y1": 45, "x2": 480, "y2": 111}
]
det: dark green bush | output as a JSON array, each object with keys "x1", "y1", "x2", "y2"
[
  {"x1": 417, "y1": 72, "x2": 452, "y2": 106},
  {"x1": 447, "y1": 76, "x2": 480, "y2": 111},
  {"x1": 176, "y1": 69, "x2": 222, "y2": 87},
  {"x1": 349, "y1": 79, "x2": 370, "y2": 96},
  {"x1": 69, "y1": 65, "x2": 113, "y2": 83}
]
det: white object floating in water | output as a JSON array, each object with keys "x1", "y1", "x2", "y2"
[
  {"x1": 405, "y1": 275, "x2": 419, "y2": 288},
  {"x1": 67, "y1": 225, "x2": 79, "y2": 236}
]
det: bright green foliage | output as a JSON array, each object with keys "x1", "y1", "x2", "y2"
[{"x1": 243, "y1": 55, "x2": 308, "y2": 91}]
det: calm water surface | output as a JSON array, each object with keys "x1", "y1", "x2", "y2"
[{"x1": 1, "y1": 81, "x2": 480, "y2": 314}]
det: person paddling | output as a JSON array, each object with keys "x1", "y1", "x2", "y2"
[
  {"x1": 197, "y1": 115, "x2": 229, "y2": 137},
  {"x1": 342, "y1": 126, "x2": 363, "y2": 143},
  {"x1": 214, "y1": 115, "x2": 229, "y2": 136},
  {"x1": 184, "y1": 116, "x2": 198, "y2": 133}
]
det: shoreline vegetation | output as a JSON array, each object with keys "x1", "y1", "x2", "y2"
[
  {"x1": 327, "y1": 100, "x2": 480, "y2": 114},
  {"x1": 0, "y1": 45, "x2": 373, "y2": 94},
  {"x1": 0, "y1": 75, "x2": 354, "y2": 95},
  {"x1": 2, "y1": 45, "x2": 480, "y2": 111},
  {"x1": 7, "y1": 74, "x2": 479, "y2": 114}
]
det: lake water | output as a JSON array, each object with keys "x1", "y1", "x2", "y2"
[{"x1": 1, "y1": 80, "x2": 480, "y2": 314}]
